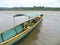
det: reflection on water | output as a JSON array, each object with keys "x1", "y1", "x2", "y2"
[{"x1": 15, "y1": 20, "x2": 42, "y2": 45}]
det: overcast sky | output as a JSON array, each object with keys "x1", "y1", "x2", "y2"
[{"x1": 0, "y1": 0, "x2": 60, "y2": 7}]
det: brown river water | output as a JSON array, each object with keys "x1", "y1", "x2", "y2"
[{"x1": 0, "y1": 11, "x2": 60, "y2": 45}]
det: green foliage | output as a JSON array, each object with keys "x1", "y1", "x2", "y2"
[{"x1": 0, "y1": 6, "x2": 60, "y2": 11}]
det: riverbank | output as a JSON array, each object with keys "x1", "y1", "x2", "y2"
[{"x1": 0, "y1": 7, "x2": 60, "y2": 11}]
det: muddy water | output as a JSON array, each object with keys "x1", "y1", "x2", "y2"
[{"x1": 0, "y1": 11, "x2": 60, "y2": 45}]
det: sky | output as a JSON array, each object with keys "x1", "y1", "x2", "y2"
[{"x1": 0, "y1": 0, "x2": 60, "y2": 7}]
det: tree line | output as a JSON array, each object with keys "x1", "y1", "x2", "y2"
[{"x1": 0, "y1": 6, "x2": 60, "y2": 11}]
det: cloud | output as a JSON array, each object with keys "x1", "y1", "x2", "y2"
[{"x1": 0, "y1": 0, "x2": 60, "y2": 7}]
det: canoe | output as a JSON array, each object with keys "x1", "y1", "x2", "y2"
[{"x1": 0, "y1": 13, "x2": 43, "y2": 45}]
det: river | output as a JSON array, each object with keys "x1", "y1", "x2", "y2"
[{"x1": 0, "y1": 11, "x2": 60, "y2": 45}]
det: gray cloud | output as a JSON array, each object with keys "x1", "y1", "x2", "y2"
[{"x1": 0, "y1": 0, "x2": 60, "y2": 7}]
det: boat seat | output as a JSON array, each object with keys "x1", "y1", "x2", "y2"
[
  {"x1": 2, "y1": 28, "x2": 16, "y2": 41},
  {"x1": 0, "y1": 34, "x2": 2, "y2": 43},
  {"x1": 27, "y1": 26, "x2": 30, "y2": 29},
  {"x1": 27, "y1": 20, "x2": 30, "y2": 26},
  {"x1": 15, "y1": 23, "x2": 24, "y2": 33}
]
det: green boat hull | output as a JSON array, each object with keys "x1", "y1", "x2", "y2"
[{"x1": 0, "y1": 15, "x2": 43, "y2": 45}]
